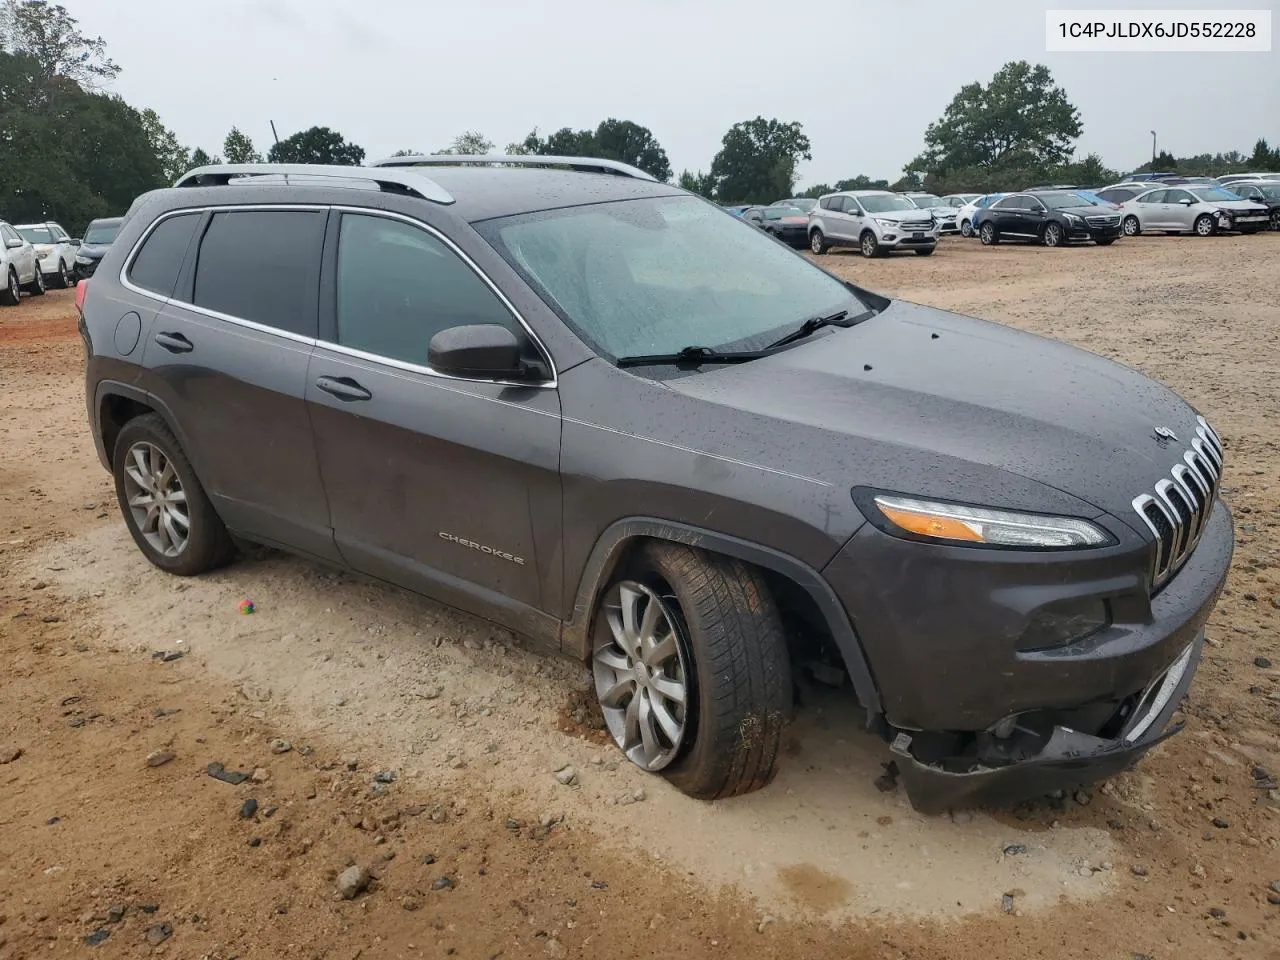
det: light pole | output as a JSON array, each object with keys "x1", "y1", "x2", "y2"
[{"x1": 1151, "y1": 130, "x2": 1157, "y2": 165}]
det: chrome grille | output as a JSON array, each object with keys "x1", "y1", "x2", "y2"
[
  {"x1": 1132, "y1": 416, "x2": 1223, "y2": 590},
  {"x1": 1086, "y1": 215, "x2": 1121, "y2": 227},
  {"x1": 900, "y1": 219, "x2": 933, "y2": 231}
]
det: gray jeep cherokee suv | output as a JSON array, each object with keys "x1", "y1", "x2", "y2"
[{"x1": 81, "y1": 157, "x2": 1232, "y2": 812}]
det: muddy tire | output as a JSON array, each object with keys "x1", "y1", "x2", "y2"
[
  {"x1": 591, "y1": 542, "x2": 791, "y2": 800},
  {"x1": 112, "y1": 413, "x2": 235, "y2": 576}
]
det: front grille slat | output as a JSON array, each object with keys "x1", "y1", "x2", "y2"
[{"x1": 1132, "y1": 416, "x2": 1222, "y2": 591}]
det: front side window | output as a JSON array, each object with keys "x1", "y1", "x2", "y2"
[
  {"x1": 477, "y1": 196, "x2": 862, "y2": 361},
  {"x1": 128, "y1": 213, "x2": 201, "y2": 297},
  {"x1": 192, "y1": 210, "x2": 326, "y2": 337},
  {"x1": 992, "y1": 196, "x2": 1024, "y2": 210},
  {"x1": 335, "y1": 213, "x2": 519, "y2": 367},
  {"x1": 1, "y1": 224, "x2": 21, "y2": 244},
  {"x1": 16, "y1": 225, "x2": 53, "y2": 244},
  {"x1": 1165, "y1": 190, "x2": 1193, "y2": 204}
]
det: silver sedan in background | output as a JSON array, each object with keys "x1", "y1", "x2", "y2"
[{"x1": 1120, "y1": 185, "x2": 1270, "y2": 237}]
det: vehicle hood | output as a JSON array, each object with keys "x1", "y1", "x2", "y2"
[
  {"x1": 868, "y1": 208, "x2": 934, "y2": 222},
  {"x1": 78, "y1": 243, "x2": 111, "y2": 259},
  {"x1": 921, "y1": 205, "x2": 957, "y2": 217},
  {"x1": 668, "y1": 301, "x2": 1204, "y2": 527},
  {"x1": 1057, "y1": 204, "x2": 1113, "y2": 217},
  {"x1": 1208, "y1": 200, "x2": 1269, "y2": 213}
]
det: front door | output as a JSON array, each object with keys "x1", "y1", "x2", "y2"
[
  {"x1": 1163, "y1": 189, "x2": 1196, "y2": 229},
  {"x1": 134, "y1": 206, "x2": 338, "y2": 561},
  {"x1": 306, "y1": 210, "x2": 562, "y2": 630}
]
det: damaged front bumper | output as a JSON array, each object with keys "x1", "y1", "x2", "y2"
[{"x1": 893, "y1": 635, "x2": 1201, "y2": 814}]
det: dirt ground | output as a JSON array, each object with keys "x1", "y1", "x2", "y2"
[{"x1": 2, "y1": 234, "x2": 1278, "y2": 960}]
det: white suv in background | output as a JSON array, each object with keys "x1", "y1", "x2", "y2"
[
  {"x1": 0, "y1": 220, "x2": 47, "y2": 306},
  {"x1": 15, "y1": 221, "x2": 78, "y2": 288},
  {"x1": 808, "y1": 190, "x2": 940, "y2": 257}
]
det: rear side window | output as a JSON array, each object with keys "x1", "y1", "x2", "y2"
[
  {"x1": 128, "y1": 213, "x2": 201, "y2": 298},
  {"x1": 334, "y1": 213, "x2": 518, "y2": 367},
  {"x1": 819, "y1": 196, "x2": 838, "y2": 210},
  {"x1": 192, "y1": 210, "x2": 325, "y2": 337}
]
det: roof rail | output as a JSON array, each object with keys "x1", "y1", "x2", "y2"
[
  {"x1": 172, "y1": 164, "x2": 455, "y2": 204},
  {"x1": 370, "y1": 153, "x2": 659, "y2": 182}
]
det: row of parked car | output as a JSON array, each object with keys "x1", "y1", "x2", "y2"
[
  {"x1": 0, "y1": 216, "x2": 123, "y2": 306},
  {"x1": 727, "y1": 170, "x2": 1280, "y2": 258}
]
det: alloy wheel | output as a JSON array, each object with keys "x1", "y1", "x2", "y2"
[
  {"x1": 122, "y1": 441, "x2": 190, "y2": 557},
  {"x1": 592, "y1": 580, "x2": 691, "y2": 772},
  {"x1": 1123, "y1": 216, "x2": 1140, "y2": 236},
  {"x1": 861, "y1": 233, "x2": 876, "y2": 257},
  {"x1": 960, "y1": 219, "x2": 972, "y2": 238},
  {"x1": 1044, "y1": 223, "x2": 1062, "y2": 246},
  {"x1": 60, "y1": 262, "x2": 70, "y2": 287},
  {"x1": 1271, "y1": 210, "x2": 1280, "y2": 231},
  {"x1": 34, "y1": 267, "x2": 45, "y2": 293},
  {"x1": 980, "y1": 223, "x2": 996, "y2": 245},
  {"x1": 1195, "y1": 215, "x2": 1214, "y2": 237},
  {"x1": 809, "y1": 231, "x2": 823, "y2": 254},
  {"x1": 7, "y1": 271, "x2": 18, "y2": 301}
]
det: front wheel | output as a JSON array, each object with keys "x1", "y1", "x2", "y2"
[
  {"x1": 113, "y1": 414, "x2": 236, "y2": 576},
  {"x1": 859, "y1": 231, "x2": 880, "y2": 258},
  {"x1": 1042, "y1": 222, "x2": 1064, "y2": 247},
  {"x1": 24, "y1": 263, "x2": 46, "y2": 295},
  {"x1": 1123, "y1": 215, "x2": 1141, "y2": 236},
  {"x1": 1270, "y1": 210, "x2": 1280, "y2": 231},
  {"x1": 809, "y1": 229, "x2": 828, "y2": 255},
  {"x1": 55, "y1": 260, "x2": 71, "y2": 289},
  {"x1": 960, "y1": 218, "x2": 973, "y2": 238},
  {"x1": 979, "y1": 222, "x2": 997, "y2": 245},
  {"x1": 0, "y1": 268, "x2": 19, "y2": 306},
  {"x1": 1194, "y1": 214, "x2": 1216, "y2": 237},
  {"x1": 591, "y1": 542, "x2": 791, "y2": 800}
]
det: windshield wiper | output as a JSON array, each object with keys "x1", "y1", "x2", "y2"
[
  {"x1": 766, "y1": 307, "x2": 874, "y2": 350},
  {"x1": 615, "y1": 345, "x2": 769, "y2": 369}
]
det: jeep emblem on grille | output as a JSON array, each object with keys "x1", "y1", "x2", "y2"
[{"x1": 1152, "y1": 426, "x2": 1178, "y2": 446}]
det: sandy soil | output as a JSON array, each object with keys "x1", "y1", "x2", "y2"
[{"x1": 2, "y1": 233, "x2": 1278, "y2": 959}]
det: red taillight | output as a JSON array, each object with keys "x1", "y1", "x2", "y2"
[{"x1": 75, "y1": 278, "x2": 88, "y2": 312}]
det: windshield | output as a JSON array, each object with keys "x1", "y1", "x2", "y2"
[
  {"x1": 478, "y1": 196, "x2": 860, "y2": 361},
  {"x1": 785, "y1": 198, "x2": 817, "y2": 211},
  {"x1": 83, "y1": 222, "x2": 121, "y2": 244},
  {"x1": 859, "y1": 194, "x2": 917, "y2": 213},
  {"x1": 907, "y1": 194, "x2": 942, "y2": 207},
  {"x1": 1039, "y1": 192, "x2": 1097, "y2": 209},
  {"x1": 1192, "y1": 186, "x2": 1245, "y2": 202},
  {"x1": 16, "y1": 225, "x2": 53, "y2": 243}
]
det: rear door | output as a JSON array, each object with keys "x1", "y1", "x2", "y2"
[
  {"x1": 306, "y1": 209, "x2": 562, "y2": 622},
  {"x1": 1132, "y1": 190, "x2": 1166, "y2": 228},
  {"x1": 134, "y1": 206, "x2": 338, "y2": 561}
]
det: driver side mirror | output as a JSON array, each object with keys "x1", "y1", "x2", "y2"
[
  {"x1": 428, "y1": 324, "x2": 536, "y2": 381},
  {"x1": 1178, "y1": 198, "x2": 1194, "y2": 205},
  {"x1": 70, "y1": 238, "x2": 82, "y2": 246},
  {"x1": 5, "y1": 238, "x2": 23, "y2": 249}
]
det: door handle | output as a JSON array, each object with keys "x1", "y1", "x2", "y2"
[
  {"x1": 315, "y1": 375, "x2": 372, "y2": 402},
  {"x1": 154, "y1": 332, "x2": 193, "y2": 353}
]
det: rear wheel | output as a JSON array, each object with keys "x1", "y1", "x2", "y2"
[
  {"x1": 979, "y1": 221, "x2": 997, "y2": 245},
  {"x1": 55, "y1": 260, "x2": 71, "y2": 289},
  {"x1": 1042, "y1": 222, "x2": 1064, "y2": 247},
  {"x1": 1122, "y1": 215, "x2": 1141, "y2": 236},
  {"x1": 809, "y1": 229, "x2": 828, "y2": 255},
  {"x1": 1194, "y1": 214, "x2": 1216, "y2": 237},
  {"x1": 112, "y1": 414, "x2": 235, "y2": 576},
  {"x1": 0, "y1": 268, "x2": 19, "y2": 306},
  {"x1": 1270, "y1": 210, "x2": 1280, "y2": 231},
  {"x1": 859, "y1": 231, "x2": 880, "y2": 258},
  {"x1": 591, "y1": 542, "x2": 791, "y2": 800}
]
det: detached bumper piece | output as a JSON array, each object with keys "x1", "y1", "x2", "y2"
[{"x1": 893, "y1": 636, "x2": 1200, "y2": 814}]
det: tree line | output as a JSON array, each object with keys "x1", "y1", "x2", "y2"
[{"x1": 1, "y1": 0, "x2": 1276, "y2": 235}]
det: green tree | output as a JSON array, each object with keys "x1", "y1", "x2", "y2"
[
  {"x1": 222, "y1": 126, "x2": 262, "y2": 164},
  {"x1": 908, "y1": 61, "x2": 1082, "y2": 188},
  {"x1": 1248, "y1": 137, "x2": 1280, "y2": 169},
  {"x1": 707, "y1": 117, "x2": 811, "y2": 204},
  {"x1": 140, "y1": 108, "x2": 188, "y2": 183},
  {"x1": 520, "y1": 120, "x2": 672, "y2": 180},
  {"x1": 677, "y1": 169, "x2": 715, "y2": 199},
  {"x1": 0, "y1": 50, "x2": 164, "y2": 230},
  {"x1": 435, "y1": 130, "x2": 494, "y2": 155},
  {"x1": 267, "y1": 126, "x2": 364, "y2": 165},
  {"x1": 835, "y1": 175, "x2": 890, "y2": 192},
  {"x1": 796, "y1": 183, "x2": 832, "y2": 199},
  {"x1": 0, "y1": 0, "x2": 118, "y2": 88},
  {"x1": 188, "y1": 146, "x2": 219, "y2": 169}
]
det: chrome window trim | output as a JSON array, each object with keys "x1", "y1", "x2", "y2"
[
  {"x1": 118, "y1": 203, "x2": 558, "y2": 389},
  {"x1": 327, "y1": 206, "x2": 557, "y2": 389}
]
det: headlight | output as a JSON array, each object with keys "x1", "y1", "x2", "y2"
[
  {"x1": 1064, "y1": 213, "x2": 1082, "y2": 224},
  {"x1": 874, "y1": 218, "x2": 897, "y2": 228},
  {"x1": 35, "y1": 245, "x2": 52, "y2": 256},
  {"x1": 75, "y1": 255, "x2": 92, "y2": 265},
  {"x1": 870, "y1": 494, "x2": 1112, "y2": 549}
]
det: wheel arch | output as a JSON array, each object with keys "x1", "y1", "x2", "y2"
[
  {"x1": 561, "y1": 518, "x2": 883, "y2": 723},
  {"x1": 93, "y1": 381, "x2": 205, "y2": 480}
]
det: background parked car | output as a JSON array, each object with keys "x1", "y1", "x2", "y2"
[
  {"x1": 74, "y1": 216, "x2": 125, "y2": 277},
  {"x1": 1096, "y1": 184, "x2": 1151, "y2": 205},
  {"x1": 740, "y1": 205, "x2": 766, "y2": 226},
  {"x1": 955, "y1": 193, "x2": 1006, "y2": 237},
  {"x1": 758, "y1": 205, "x2": 810, "y2": 247},
  {"x1": 0, "y1": 220, "x2": 47, "y2": 305},
  {"x1": 1225, "y1": 180, "x2": 1280, "y2": 230},
  {"x1": 809, "y1": 190, "x2": 940, "y2": 257},
  {"x1": 1121, "y1": 185, "x2": 1270, "y2": 236},
  {"x1": 1215, "y1": 172, "x2": 1280, "y2": 185},
  {"x1": 776, "y1": 197, "x2": 817, "y2": 213},
  {"x1": 975, "y1": 191, "x2": 1121, "y2": 247},
  {"x1": 941, "y1": 193, "x2": 982, "y2": 209},
  {"x1": 900, "y1": 193, "x2": 959, "y2": 234},
  {"x1": 14, "y1": 221, "x2": 78, "y2": 288}
]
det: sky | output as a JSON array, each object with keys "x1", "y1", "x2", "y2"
[{"x1": 78, "y1": 0, "x2": 1278, "y2": 187}]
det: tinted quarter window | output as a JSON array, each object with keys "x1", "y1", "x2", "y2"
[
  {"x1": 127, "y1": 212, "x2": 201, "y2": 298},
  {"x1": 335, "y1": 213, "x2": 517, "y2": 367},
  {"x1": 992, "y1": 197, "x2": 1019, "y2": 209},
  {"x1": 819, "y1": 196, "x2": 837, "y2": 210},
  {"x1": 191, "y1": 210, "x2": 325, "y2": 336}
]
